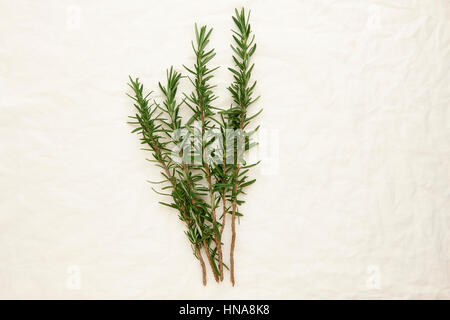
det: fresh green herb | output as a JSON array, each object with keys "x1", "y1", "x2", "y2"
[{"x1": 127, "y1": 8, "x2": 260, "y2": 286}]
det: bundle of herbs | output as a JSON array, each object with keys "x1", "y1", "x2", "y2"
[{"x1": 127, "y1": 8, "x2": 260, "y2": 286}]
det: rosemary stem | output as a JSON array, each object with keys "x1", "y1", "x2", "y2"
[
  {"x1": 154, "y1": 143, "x2": 208, "y2": 285},
  {"x1": 195, "y1": 245, "x2": 207, "y2": 286},
  {"x1": 180, "y1": 152, "x2": 218, "y2": 282},
  {"x1": 203, "y1": 239, "x2": 219, "y2": 282},
  {"x1": 230, "y1": 117, "x2": 244, "y2": 286},
  {"x1": 197, "y1": 73, "x2": 224, "y2": 281}
]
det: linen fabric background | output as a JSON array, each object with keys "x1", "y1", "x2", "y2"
[{"x1": 0, "y1": 0, "x2": 449, "y2": 299}]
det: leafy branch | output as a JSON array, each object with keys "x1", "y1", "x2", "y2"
[
  {"x1": 225, "y1": 8, "x2": 261, "y2": 286},
  {"x1": 126, "y1": 8, "x2": 260, "y2": 286}
]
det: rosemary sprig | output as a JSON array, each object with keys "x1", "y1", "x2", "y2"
[
  {"x1": 225, "y1": 8, "x2": 261, "y2": 286},
  {"x1": 184, "y1": 24, "x2": 225, "y2": 281},
  {"x1": 128, "y1": 76, "x2": 211, "y2": 285},
  {"x1": 158, "y1": 66, "x2": 221, "y2": 282}
]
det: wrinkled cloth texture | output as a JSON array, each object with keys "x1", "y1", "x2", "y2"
[{"x1": 0, "y1": 0, "x2": 449, "y2": 299}]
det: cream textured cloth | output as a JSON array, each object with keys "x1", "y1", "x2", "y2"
[{"x1": 0, "y1": 0, "x2": 449, "y2": 299}]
